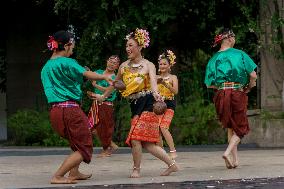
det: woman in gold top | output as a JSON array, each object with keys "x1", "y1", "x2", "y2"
[
  {"x1": 98, "y1": 28, "x2": 178, "y2": 178},
  {"x1": 157, "y1": 50, "x2": 178, "y2": 160}
]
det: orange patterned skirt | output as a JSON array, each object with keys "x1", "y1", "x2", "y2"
[
  {"x1": 159, "y1": 109, "x2": 175, "y2": 129},
  {"x1": 126, "y1": 111, "x2": 160, "y2": 146}
]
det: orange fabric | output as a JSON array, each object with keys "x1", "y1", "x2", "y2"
[
  {"x1": 126, "y1": 111, "x2": 160, "y2": 146},
  {"x1": 213, "y1": 89, "x2": 249, "y2": 138},
  {"x1": 88, "y1": 100, "x2": 99, "y2": 129},
  {"x1": 159, "y1": 109, "x2": 174, "y2": 129}
]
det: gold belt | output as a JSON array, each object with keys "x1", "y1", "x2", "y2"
[{"x1": 127, "y1": 90, "x2": 152, "y2": 100}]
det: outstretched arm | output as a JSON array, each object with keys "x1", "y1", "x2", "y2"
[
  {"x1": 92, "y1": 80, "x2": 107, "y2": 92},
  {"x1": 84, "y1": 71, "x2": 109, "y2": 82},
  {"x1": 95, "y1": 64, "x2": 123, "y2": 102}
]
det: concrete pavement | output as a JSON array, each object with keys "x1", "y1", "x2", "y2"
[{"x1": 0, "y1": 146, "x2": 284, "y2": 188}]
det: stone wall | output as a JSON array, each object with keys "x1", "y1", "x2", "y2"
[
  {"x1": 260, "y1": 0, "x2": 284, "y2": 110},
  {"x1": 242, "y1": 115, "x2": 284, "y2": 147}
]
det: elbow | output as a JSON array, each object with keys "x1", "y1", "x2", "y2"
[{"x1": 250, "y1": 71, "x2": 257, "y2": 79}]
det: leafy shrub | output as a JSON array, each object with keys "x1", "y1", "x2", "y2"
[
  {"x1": 7, "y1": 98, "x2": 226, "y2": 146},
  {"x1": 171, "y1": 100, "x2": 226, "y2": 145},
  {"x1": 113, "y1": 98, "x2": 131, "y2": 146},
  {"x1": 7, "y1": 109, "x2": 68, "y2": 146}
]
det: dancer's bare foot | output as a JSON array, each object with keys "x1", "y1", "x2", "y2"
[
  {"x1": 160, "y1": 161, "x2": 179, "y2": 176},
  {"x1": 233, "y1": 161, "x2": 239, "y2": 168},
  {"x1": 129, "y1": 167, "x2": 140, "y2": 178},
  {"x1": 110, "y1": 141, "x2": 119, "y2": 151},
  {"x1": 97, "y1": 150, "x2": 111, "y2": 158},
  {"x1": 68, "y1": 172, "x2": 92, "y2": 180},
  {"x1": 222, "y1": 155, "x2": 233, "y2": 169},
  {"x1": 231, "y1": 152, "x2": 239, "y2": 168},
  {"x1": 169, "y1": 150, "x2": 178, "y2": 160},
  {"x1": 50, "y1": 176, "x2": 77, "y2": 184}
]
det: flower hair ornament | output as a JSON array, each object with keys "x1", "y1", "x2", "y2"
[
  {"x1": 158, "y1": 50, "x2": 176, "y2": 66},
  {"x1": 212, "y1": 30, "x2": 235, "y2": 47},
  {"x1": 47, "y1": 36, "x2": 58, "y2": 51},
  {"x1": 125, "y1": 28, "x2": 150, "y2": 48}
]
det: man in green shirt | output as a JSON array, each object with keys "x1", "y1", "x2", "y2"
[
  {"x1": 87, "y1": 55, "x2": 120, "y2": 158},
  {"x1": 41, "y1": 30, "x2": 112, "y2": 184},
  {"x1": 204, "y1": 28, "x2": 257, "y2": 169}
]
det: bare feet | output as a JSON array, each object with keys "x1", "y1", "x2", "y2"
[
  {"x1": 222, "y1": 155, "x2": 233, "y2": 169},
  {"x1": 169, "y1": 150, "x2": 178, "y2": 160},
  {"x1": 160, "y1": 162, "x2": 179, "y2": 176},
  {"x1": 233, "y1": 161, "x2": 239, "y2": 168},
  {"x1": 231, "y1": 152, "x2": 239, "y2": 168},
  {"x1": 50, "y1": 176, "x2": 77, "y2": 184},
  {"x1": 130, "y1": 167, "x2": 140, "y2": 178},
  {"x1": 68, "y1": 172, "x2": 92, "y2": 180},
  {"x1": 107, "y1": 141, "x2": 119, "y2": 155},
  {"x1": 110, "y1": 141, "x2": 119, "y2": 151},
  {"x1": 97, "y1": 150, "x2": 111, "y2": 158}
]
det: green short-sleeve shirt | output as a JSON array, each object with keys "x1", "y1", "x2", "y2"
[
  {"x1": 204, "y1": 48, "x2": 257, "y2": 87},
  {"x1": 41, "y1": 57, "x2": 86, "y2": 103},
  {"x1": 93, "y1": 69, "x2": 117, "y2": 102}
]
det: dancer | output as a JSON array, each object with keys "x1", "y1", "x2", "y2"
[
  {"x1": 87, "y1": 55, "x2": 120, "y2": 157},
  {"x1": 157, "y1": 50, "x2": 178, "y2": 160},
  {"x1": 204, "y1": 28, "x2": 257, "y2": 169},
  {"x1": 41, "y1": 30, "x2": 112, "y2": 184},
  {"x1": 98, "y1": 28, "x2": 178, "y2": 178}
]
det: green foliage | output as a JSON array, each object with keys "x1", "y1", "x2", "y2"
[
  {"x1": 51, "y1": 0, "x2": 261, "y2": 110},
  {"x1": 113, "y1": 98, "x2": 131, "y2": 146},
  {"x1": 260, "y1": 109, "x2": 284, "y2": 120},
  {"x1": 172, "y1": 100, "x2": 226, "y2": 145},
  {"x1": 7, "y1": 109, "x2": 68, "y2": 146},
  {"x1": 9, "y1": 0, "x2": 265, "y2": 146},
  {"x1": 259, "y1": 0, "x2": 284, "y2": 59},
  {"x1": 52, "y1": 0, "x2": 260, "y2": 68}
]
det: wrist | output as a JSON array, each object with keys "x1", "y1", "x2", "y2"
[
  {"x1": 101, "y1": 94, "x2": 106, "y2": 100},
  {"x1": 249, "y1": 82, "x2": 255, "y2": 88},
  {"x1": 153, "y1": 91, "x2": 160, "y2": 96}
]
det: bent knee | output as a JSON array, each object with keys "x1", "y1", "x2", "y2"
[{"x1": 131, "y1": 140, "x2": 141, "y2": 147}]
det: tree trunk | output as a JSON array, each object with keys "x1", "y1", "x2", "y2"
[
  {"x1": 283, "y1": 80, "x2": 284, "y2": 111},
  {"x1": 260, "y1": 0, "x2": 284, "y2": 111}
]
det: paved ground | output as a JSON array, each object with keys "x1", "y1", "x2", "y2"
[{"x1": 0, "y1": 146, "x2": 284, "y2": 189}]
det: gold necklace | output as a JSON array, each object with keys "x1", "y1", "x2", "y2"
[
  {"x1": 129, "y1": 59, "x2": 144, "y2": 69},
  {"x1": 159, "y1": 74, "x2": 170, "y2": 80}
]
